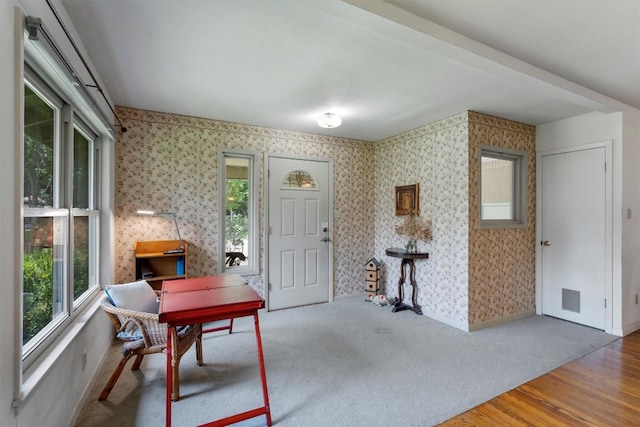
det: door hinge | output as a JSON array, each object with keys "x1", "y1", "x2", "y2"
[
  {"x1": 604, "y1": 162, "x2": 607, "y2": 172},
  {"x1": 268, "y1": 282, "x2": 272, "y2": 291},
  {"x1": 268, "y1": 226, "x2": 272, "y2": 235},
  {"x1": 604, "y1": 299, "x2": 607, "y2": 308}
]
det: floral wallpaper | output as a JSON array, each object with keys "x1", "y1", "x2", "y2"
[
  {"x1": 374, "y1": 113, "x2": 471, "y2": 327},
  {"x1": 114, "y1": 107, "x2": 535, "y2": 331},
  {"x1": 114, "y1": 106, "x2": 376, "y2": 298},
  {"x1": 373, "y1": 111, "x2": 535, "y2": 330},
  {"x1": 467, "y1": 111, "x2": 536, "y2": 326}
]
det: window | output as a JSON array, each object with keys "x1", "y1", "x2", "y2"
[
  {"x1": 281, "y1": 170, "x2": 317, "y2": 189},
  {"x1": 218, "y1": 149, "x2": 258, "y2": 275},
  {"x1": 22, "y1": 65, "x2": 101, "y2": 360},
  {"x1": 479, "y1": 145, "x2": 527, "y2": 229}
]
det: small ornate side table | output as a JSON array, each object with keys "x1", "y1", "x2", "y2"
[{"x1": 385, "y1": 247, "x2": 429, "y2": 315}]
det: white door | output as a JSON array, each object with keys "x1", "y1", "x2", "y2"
[
  {"x1": 540, "y1": 146, "x2": 607, "y2": 329},
  {"x1": 267, "y1": 156, "x2": 331, "y2": 310}
]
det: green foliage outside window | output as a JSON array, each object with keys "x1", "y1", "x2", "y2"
[
  {"x1": 23, "y1": 248, "x2": 91, "y2": 344},
  {"x1": 23, "y1": 249, "x2": 54, "y2": 344},
  {"x1": 74, "y1": 248, "x2": 89, "y2": 299},
  {"x1": 226, "y1": 179, "x2": 248, "y2": 216},
  {"x1": 225, "y1": 178, "x2": 249, "y2": 252},
  {"x1": 225, "y1": 214, "x2": 248, "y2": 251}
]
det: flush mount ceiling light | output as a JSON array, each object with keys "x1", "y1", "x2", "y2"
[{"x1": 317, "y1": 112, "x2": 342, "y2": 128}]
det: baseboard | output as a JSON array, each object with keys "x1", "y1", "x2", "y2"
[
  {"x1": 621, "y1": 321, "x2": 640, "y2": 337},
  {"x1": 468, "y1": 309, "x2": 536, "y2": 332},
  {"x1": 421, "y1": 309, "x2": 470, "y2": 332},
  {"x1": 335, "y1": 293, "x2": 363, "y2": 302}
]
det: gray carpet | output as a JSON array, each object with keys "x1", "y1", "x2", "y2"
[{"x1": 75, "y1": 295, "x2": 617, "y2": 427}]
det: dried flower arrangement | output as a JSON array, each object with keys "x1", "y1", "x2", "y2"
[{"x1": 395, "y1": 210, "x2": 432, "y2": 252}]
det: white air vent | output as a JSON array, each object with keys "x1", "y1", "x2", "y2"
[{"x1": 562, "y1": 288, "x2": 581, "y2": 313}]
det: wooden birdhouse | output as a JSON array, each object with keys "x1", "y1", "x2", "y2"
[{"x1": 364, "y1": 257, "x2": 381, "y2": 301}]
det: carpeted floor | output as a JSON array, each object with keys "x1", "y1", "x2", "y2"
[{"x1": 75, "y1": 295, "x2": 617, "y2": 427}]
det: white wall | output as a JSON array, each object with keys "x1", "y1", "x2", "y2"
[
  {"x1": 536, "y1": 110, "x2": 640, "y2": 336},
  {"x1": 1, "y1": 2, "x2": 114, "y2": 426},
  {"x1": 0, "y1": 1, "x2": 20, "y2": 425},
  {"x1": 620, "y1": 109, "x2": 640, "y2": 334}
]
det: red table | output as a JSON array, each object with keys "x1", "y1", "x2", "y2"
[{"x1": 159, "y1": 275, "x2": 272, "y2": 427}]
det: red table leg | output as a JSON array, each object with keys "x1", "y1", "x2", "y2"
[
  {"x1": 254, "y1": 313, "x2": 272, "y2": 426},
  {"x1": 166, "y1": 326, "x2": 173, "y2": 427}
]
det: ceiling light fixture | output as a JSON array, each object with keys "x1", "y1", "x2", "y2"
[{"x1": 317, "y1": 112, "x2": 342, "y2": 129}]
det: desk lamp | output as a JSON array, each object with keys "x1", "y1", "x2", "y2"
[{"x1": 136, "y1": 210, "x2": 184, "y2": 254}]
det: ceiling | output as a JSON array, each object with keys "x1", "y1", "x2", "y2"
[{"x1": 60, "y1": 0, "x2": 639, "y2": 142}]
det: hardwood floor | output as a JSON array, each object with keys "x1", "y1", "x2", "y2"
[{"x1": 439, "y1": 330, "x2": 640, "y2": 426}]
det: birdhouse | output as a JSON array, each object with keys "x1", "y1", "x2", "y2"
[{"x1": 364, "y1": 257, "x2": 381, "y2": 301}]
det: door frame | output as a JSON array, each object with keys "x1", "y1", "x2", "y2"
[
  {"x1": 536, "y1": 140, "x2": 613, "y2": 333},
  {"x1": 263, "y1": 153, "x2": 334, "y2": 311}
]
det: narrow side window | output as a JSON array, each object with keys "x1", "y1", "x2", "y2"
[{"x1": 218, "y1": 149, "x2": 258, "y2": 275}]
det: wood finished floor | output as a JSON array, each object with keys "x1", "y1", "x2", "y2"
[{"x1": 438, "y1": 330, "x2": 640, "y2": 426}]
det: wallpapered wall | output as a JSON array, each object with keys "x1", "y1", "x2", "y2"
[
  {"x1": 114, "y1": 107, "x2": 376, "y2": 297},
  {"x1": 374, "y1": 112, "x2": 471, "y2": 327},
  {"x1": 373, "y1": 111, "x2": 536, "y2": 329},
  {"x1": 114, "y1": 107, "x2": 535, "y2": 330},
  {"x1": 467, "y1": 111, "x2": 536, "y2": 326}
]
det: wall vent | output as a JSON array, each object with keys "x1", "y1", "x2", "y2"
[{"x1": 562, "y1": 288, "x2": 581, "y2": 313}]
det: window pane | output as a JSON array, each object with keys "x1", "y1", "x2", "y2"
[
  {"x1": 73, "y1": 128, "x2": 90, "y2": 209},
  {"x1": 225, "y1": 157, "x2": 249, "y2": 266},
  {"x1": 23, "y1": 216, "x2": 66, "y2": 345},
  {"x1": 24, "y1": 85, "x2": 55, "y2": 208},
  {"x1": 73, "y1": 216, "x2": 90, "y2": 299},
  {"x1": 281, "y1": 170, "x2": 317, "y2": 189},
  {"x1": 481, "y1": 156, "x2": 513, "y2": 220}
]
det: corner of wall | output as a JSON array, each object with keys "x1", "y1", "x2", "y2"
[{"x1": 467, "y1": 112, "x2": 536, "y2": 327}]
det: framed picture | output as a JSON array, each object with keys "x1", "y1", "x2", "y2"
[{"x1": 395, "y1": 183, "x2": 419, "y2": 216}]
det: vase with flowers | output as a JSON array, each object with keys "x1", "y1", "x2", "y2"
[{"x1": 395, "y1": 210, "x2": 432, "y2": 253}]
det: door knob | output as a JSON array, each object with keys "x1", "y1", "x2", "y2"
[
  {"x1": 321, "y1": 237, "x2": 331, "y2": 242},
  {"x1": 541, "y1": 240, "x2": 551, "y2": 246}
]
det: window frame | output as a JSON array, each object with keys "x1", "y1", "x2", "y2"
[
  {"x1": 22, "y1": 62, "x2": 102, "y2": 365},
  {"x1": 478, "y1": 144, "x2": 527, "y2": 229},
  {"x1": 217, "y1": 148, "x2": 259, "y2": 276},
  {"x1": 70, "y1": 118, "x2": 101, "y2": 307}
]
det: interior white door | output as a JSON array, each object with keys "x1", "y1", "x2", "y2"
[
  {"x1": 541, "y1": 147, "x2": 606, "y2": 329},
  {"x1": 267, "y1": 157, "x2": 330, "y2": 310}
]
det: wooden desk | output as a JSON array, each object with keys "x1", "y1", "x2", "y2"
[
  {"x1": 159, "y1": 275, "x2": 272, "y2": 427},
  {"x1": 385, "y1": 248, "x2": 429, "y2": 315}
]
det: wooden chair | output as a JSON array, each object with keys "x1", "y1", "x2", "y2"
[{"x1": 99, "y1": 295, "x2": 203, "y2": 401}]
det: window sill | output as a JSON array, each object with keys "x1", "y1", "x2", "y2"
[
  {"x1": 17, "y1": 291, "x2": 103, "y2": 410},
  {"x1": 478, "y1": 221, "x2": 527, "y2": 230}
]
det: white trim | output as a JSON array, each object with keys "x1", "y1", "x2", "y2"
[
  {"x1": 421, "y1": 308, "x2": 470, "y2": 332},
  {"x1": 620, "y1": 321, "x2": 640, "y2": 337},
  {"x1": 217, "y1": 147, "x2": 260, "y2": 276},
  {"x1": 536, "y1": 140, "x2": 613, "y2": 334},
  {"x1": 14, "y1": 5, "x2": 25, "y2": 414}
]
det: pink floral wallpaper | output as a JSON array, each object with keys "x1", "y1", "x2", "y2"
[
  {"x1": 375, "y1": 113, "x2": 471, "y2": 327},
  {"x1": 114, "y1": 107, "x2": 376, "y2": 297},
  {"x1": 374, "y1": 111, "x2": 535, "y2": 329},
  {"x1": 114, "y1": 107, "x2": 535, "y2": 331}
]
